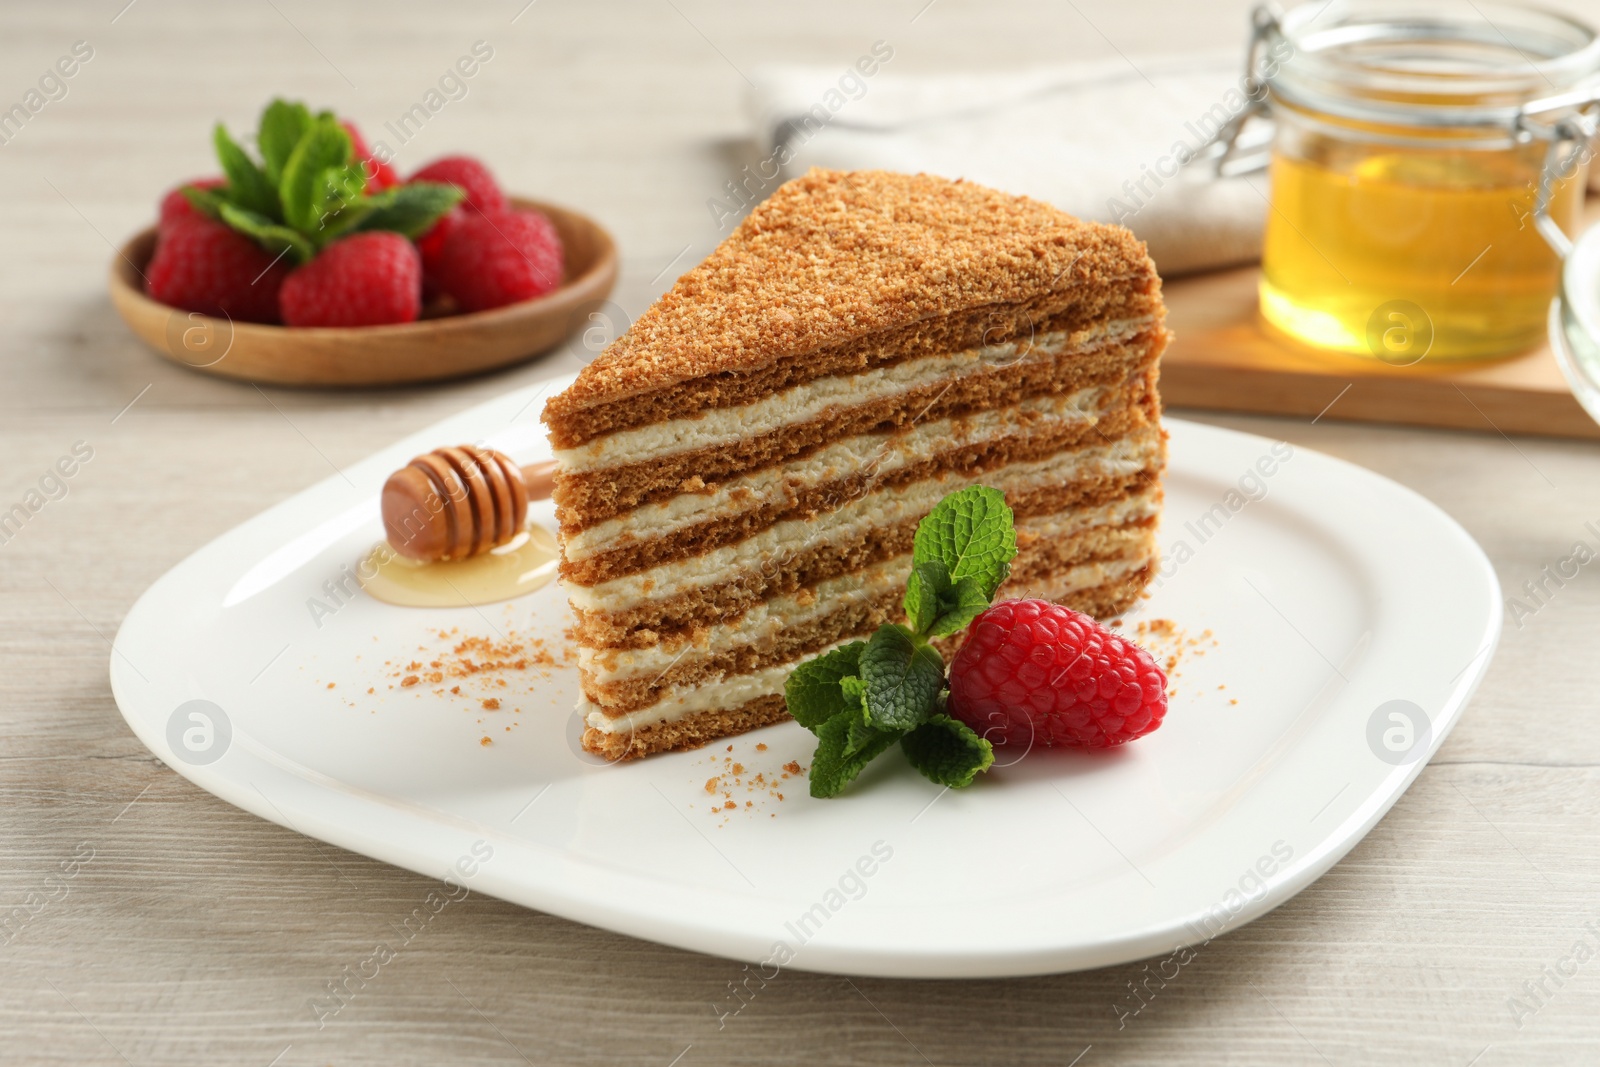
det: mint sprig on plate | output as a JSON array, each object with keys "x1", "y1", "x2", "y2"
[
  {"x1": 784, "y1": 486, "x2": 1018, "y2": 798},
  {"x1": 181, "y1": 99, "x2": 462, "y2": 265}
]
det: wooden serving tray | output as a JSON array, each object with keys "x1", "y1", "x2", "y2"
[{"x1": 1160, "y1": 214, "x2": 1597, "y2": 441}]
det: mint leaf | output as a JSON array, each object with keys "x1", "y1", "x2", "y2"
[
  {"x1": 900, "y1": 715, "x2": 994, "y2": 788},
  {"x1": 312, "y1": 162, "x2": 368, "y2": 243},
  {"x1": 788, "y1": 485, "x2": 1024, "y2": 796},
  {"x1": 912, "y1": 486, "x2": 1016, "y2": 601},
  {"x1": 306, "y1": 163, "x2": 376, "y2": 244},
  {"x1": 323, "y1": 162, "x2": 367, "y2": 204},
  {"x1": 256, "y1": 99, "x2": 313, "y2": 187},
  {"x1": 809, "y1": 712, "x2": 900, "y2": 799},
  {"x1": 350, "y1": 182, "x2": 464, "y2": 239},
  {"x1": 202, "y1": 103, "x2": 456, "y2": 265},
  {"x1": 858, "y1": 624, "x2": 945, "y2": 731},
  {"x1": 316, "y1": 201, "x2": 378, "y2": 243},
  {"x1": 839, "y1": 674, "x2": 867, "y2": 707},
  {"x1": 783, "y1": 641, "x2": 865, "y2": 732},
  {"x1": 903, "y1": 559, "x2": 950, "y2": 635},
  {"x1": 217, "y1": 202, "x2": 315, "y2": 264},
  {"x1": 928, "y1": 575, "x2": 992, "y2": 638},
  {"x1": 279, "y1": 117, "x2": 357, "y2": 235},
  {"x1": 213, "y1": 123, "x2": 280, "y2": 220},
  {"x1": 843, "y1": 715, "x2": 888, "y2": 757},
  {"x1": 905, "y1": 559, "x2": 993, "y2": 638}
]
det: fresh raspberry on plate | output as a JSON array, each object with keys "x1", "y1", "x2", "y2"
[
  {"x1": 430, "y1": 208, "x2": 563, "y2": 312},
  {"x1": 947, "y1": 599, "x2": 1168, "y2": 749},
  {"x1": 410, "y1": 155, "x2": 507, "y2": 214},
  {"x1": 157, "y1": 177, "x2": 225, "y2": 233},
  {"x1": 145, "y1": 215, "x2": 290, "y2": 324},
  {"x1": 279, "y1": 231, "x2": 421, "y2": 327},
  {"x1": 341, "y1": 121, "x2": 398, "y2": 192}
]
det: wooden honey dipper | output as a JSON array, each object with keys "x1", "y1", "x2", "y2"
[{"x1": 381, "y1": 445, "x2": 558, "y2": 562}]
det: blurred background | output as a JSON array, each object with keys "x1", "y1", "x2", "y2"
[{"x1": 8, "y1": 0, "x2": 1309, "y2": 571}]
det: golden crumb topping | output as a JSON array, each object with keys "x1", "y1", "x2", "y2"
[{"x1": 543, "y1": 168, "x2": 1155, "y2": 418}]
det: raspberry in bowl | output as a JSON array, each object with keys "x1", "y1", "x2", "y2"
[{"x1": 110, "y1": 97, "x2": 616, "y2": 386}]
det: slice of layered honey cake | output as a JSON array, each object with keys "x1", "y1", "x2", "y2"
[{"x1": 543, "y1": 168, "x2": 1169, "y2": 761}]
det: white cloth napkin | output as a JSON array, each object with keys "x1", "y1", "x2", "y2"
[{"x1": 744, "y1": 55, "x2": 1271, "y2": 277}]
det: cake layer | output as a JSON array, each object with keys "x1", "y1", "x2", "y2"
[
  {"x1": 553, "y1": 327, "x2": 1165, "y2": 528},
  {"x1": 578, "y1": 483, "x2": 1161, "y2": 680},
  {"x1": 561, "y1": 382, "x2": 1105, "y2": 564},
  {"x1": 579, "y1": 487, "x2": 1163, "y2": 713},
  {"x1": 556, "y1": 319, "x2": 1153, "y2": 472},
  {"x1": 571, "y1": 471, "x2": 1161, "y2": 651},
  {"x1": 561, "y1": 383, "x2": 1150, "y2": 586},
  {"x1": 580, "y1": 694, "x2": 792, "y2": 762},
  {"x1": 548, "y1": 291, "x2": 1163, "y2": 448},
  {"x1": 580, "y1": 548, "x2": 1159, "y2": 760},
  {"x1": 582, "y1": 528, "x2": 1157, "y2": 714},
  {"x1": 544, "y1": 169, "x2": 1159, "y2": 435},
  {"x1": 1010, "y1": 562, "x2": 1157, "y2": 620},
  {"x1": 586, "y1": 664, "x2": 799, "y2": 732},
  {"x1": 579, "y1": 553, "x2": 1159, "y2": 747},
  {"x1": 568, "y1": 421, "x2": 1164, "y2": 638},
  {"x1": 580, "y1": 559, "x2": 906, "y2": 710}
]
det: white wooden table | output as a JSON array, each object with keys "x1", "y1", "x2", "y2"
[{"x1": 4, "y1": 2, "x2": 1599, "y2": 1064}]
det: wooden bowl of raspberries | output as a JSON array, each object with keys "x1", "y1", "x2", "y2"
[{"x1": 109, "y1": 99, "x2": 617, "y2": 387}]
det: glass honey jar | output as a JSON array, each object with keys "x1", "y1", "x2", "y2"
[{"x1": 1220, "y1": 2, "x2": 1600, "y2": 362}]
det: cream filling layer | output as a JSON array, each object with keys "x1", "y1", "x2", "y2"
[
  {"x1": 582, "y1": 660, "x2": 814, "y2": 733},
  {"x1": 1011, "y1": 553, "x2": 1155, "y2": 599},
  {"x1": 579, "y1": 485, "x2": 1164, "y2": 686},
  {"x1": 1019, "y1": 487, "x2": 1163, "y2": 541},
  {"x1": 564, "y1": 424, "x2": 1164, "y2": 613},
  {"x1": 563, "y1": 383, "x2": 1111, "y2": 561},
  {"x1": 581, "y1": 554, "x2": 1157, "y2": 733},
  {"x1": 554, "y1": 317, "x2": 1156, "y2": 473},
  {"x1": 579, "y1": 557, "x2": 906, "y2": 685}
]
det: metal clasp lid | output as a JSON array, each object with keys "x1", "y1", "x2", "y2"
[
  {"x1": 1210, "y1": 3, "x2": 1283, "y2": 177},
  {"x1": 1517, "y1": 88, "x2": 1600, "y2": 258},
  {"x1": 1211, "y1": 2, "x2": 1600, "y2": 206}
]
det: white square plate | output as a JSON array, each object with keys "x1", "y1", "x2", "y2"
[{"x1": 111, "y1": 377, "x2": 1501, "y2": 978}]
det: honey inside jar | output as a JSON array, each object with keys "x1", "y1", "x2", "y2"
[
  {"x1": 1250, "y1": 1, "x2": 1600, "y2": 362},
  {"x1": 1263, "y1": 137, "x2": 1583, "y2": 359}
]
